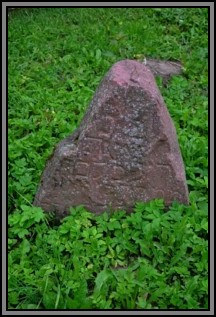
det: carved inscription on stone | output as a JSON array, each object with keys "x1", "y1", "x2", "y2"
[{"x1": 33, "y1": 59, "x2": 189, "y2": 217}]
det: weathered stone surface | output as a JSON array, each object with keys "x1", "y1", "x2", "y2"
[
  {"x1": 33, "y1": 59, "x2": 189, "y2": 217},
  {"x1": 145, "y1": 59, "x2": 182, "y2": 86}
]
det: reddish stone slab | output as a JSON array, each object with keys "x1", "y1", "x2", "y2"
[{"x1": 33, "y1": 59, "x2": 189, "y2": 217}]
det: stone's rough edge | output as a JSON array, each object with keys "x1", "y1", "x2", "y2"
[
  {"x1": 141, "y1": 58, "x2": 186, "y2": 184},
  {"x1": 33, "y1": 59, "x2": 189, "y2": 216}
]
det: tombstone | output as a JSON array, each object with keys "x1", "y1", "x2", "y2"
[{"x1": 33, "y1": 59, "x2": 189, "y2": 218}]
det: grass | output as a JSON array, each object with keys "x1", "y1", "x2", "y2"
[{"x1": 8, "y1": 8, "x2": 208, "y2": 310}]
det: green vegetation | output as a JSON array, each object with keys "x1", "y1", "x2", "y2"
[
  {"x1": 8, "y1": 8, "x2": 208, "y2": 309},
  {"x1": 8, "y1": 201, "x2": 208, "y2": 309}
]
